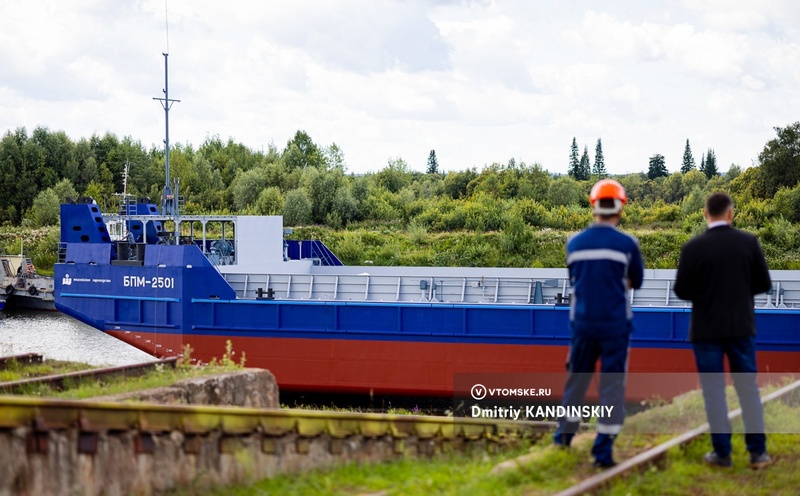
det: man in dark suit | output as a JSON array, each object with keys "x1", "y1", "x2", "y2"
[{"x1": 674, "y1": 192, "x2": 773, "y2": 469}]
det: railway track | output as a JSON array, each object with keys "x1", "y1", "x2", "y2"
[
  {"x1": 0, "y1": 352, "x2": 43, "y2": 369},
  {"x1": 554, "y1": 378, "x2": 800, "y2": 496},
  {"x1": 0, "y1": 392, "x2": 554, "y2": 495},
  {"x1": 0, "y1": 355, "x2": 178, "y2": 394},
  {"x1": 2, "y1": 351, "x2": 796, "y2": 494}
]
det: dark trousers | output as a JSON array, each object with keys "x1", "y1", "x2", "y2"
[
  {"x1": 692, "y1": 336, "x2": 766, "y2": 457},
  {"x1": 553, "y1": 331, "x2": 630, "y2": 464}
]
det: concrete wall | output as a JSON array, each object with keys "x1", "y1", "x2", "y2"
[
  {"x1": 0, "y1": 369, "x2": 544, "y2": 495},
  {"x1": 91, "y1": 369, "x2": 280, "y2": 409},
  {"x1": 0, "y1": 426, "x2": 521, "y2": 496}
]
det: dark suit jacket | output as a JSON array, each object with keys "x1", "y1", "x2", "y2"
[{"x1": 674, "y1": 225, "x2": 771, "y2": 342}]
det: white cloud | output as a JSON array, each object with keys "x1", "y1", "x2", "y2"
[{"x1": 1, "y1": 0, "x2": 799, "y2": 175}]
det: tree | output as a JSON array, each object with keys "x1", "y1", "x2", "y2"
[
  {"x1": 547, "y1": 176, "x2": 582, "y2": 206},
  {"x1": 0, "y1": 128, "x2": 26, "y2": 224},
  {"x1": 376, "y1": 157, "x2": 411, "y2": 193},
  {"x1": 442, "y1": 168, "x2": 477, "y2": 199},
  {"x1": 29, "y1": 189, "x2": 60, "y2": 227},
  {"x1": 647, "y1": 154, "x2": 668, "y2": 179},
  {"x1": 681, "y1": 186, "x2": 706, "y2": 215},
  {"x1": 282, "y1": 188, "x2": 313, "y2": 225},
  {"x1": 323, "y1": 143, "x2": 346, "y2": 171},
  {"x1": 701, "y1": 148, "x2": 718, "y2": 179},
  {"x1": 51, "y1": 178, "x2": 79, "y2": 203},
  {"x1": 726, "y1": 164, "x2": 742, "y2": 181},
  {"x1": 254, "y1": 186, "x2": 283, "y2": 215},
  {"x1": 568, "y1": 137, "x2": 580, "y2": 179},
  {"x1": 188, "y1": 153, "x2": 225, "y2": 210},
  {"x1": 304, "y1": 167, "x2": 343, "y2": 223},
  {"x1": 283, "y1": 130, "x2": 324, "y2": 170},
  {"x1": 331, "y1": 186, "x2": 359, "y2": 225},
  {"x1": 230, "y1": 167, "x2": 268, "y2": 211},
  {"x1": 593, "y1": 138, "x2": 607, "y2": 177},
  {"x1": 682, "y1": 170, "x2": 708, "y2": 194},
  {"x1": 681, "y1": 139, "x2": 695, "y2": 174},
  {"x1": 660, "y1": 173, "x2": 684, "y2": 204},
  {"x1": 578, "y1": 146, "x2": 590, "y2": 180},
  {"x1": 427, "y1": 150, "x2": 439, "y2": 174},
  {"x1": 757, "y1": 122, "x2": 800, "y2": 197}
]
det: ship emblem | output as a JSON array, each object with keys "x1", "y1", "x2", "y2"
[{"x1": 62, "y1": 274, "x2": 72, "y2": 286}]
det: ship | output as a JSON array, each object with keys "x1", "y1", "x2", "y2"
[
  {"x1": 1, "y1": 254, "x2": 56, "y2": 312},
  {"x1": 53, "y1": 195, "x2": 800, "y2": 400},
  {"x1": 52, "y1": 54, "x2": 800, "y2": 402}
]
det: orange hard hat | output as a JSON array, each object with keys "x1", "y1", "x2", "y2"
[{"x1": 589, "y1": 179, "x2": 627, "y2": 214}]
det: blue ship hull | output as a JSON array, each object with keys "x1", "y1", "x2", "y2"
[{"x1": 54, "y1": 200, "x2": 800, "y2": 399}]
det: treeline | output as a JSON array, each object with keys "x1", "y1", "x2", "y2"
[{"x1": 2, "y1": 123, "x2": 800, "y2": 269}]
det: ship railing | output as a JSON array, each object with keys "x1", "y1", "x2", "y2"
[
  {"x1": 221, "y1": 272, "x2": 800, "y2": 309},
  {"x1": 223, "y1": 272, "x2": 566, "y2": 305}
]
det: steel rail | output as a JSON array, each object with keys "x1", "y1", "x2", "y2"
[
  {"x1": 554, "y1": 378, "x2": 800, "y2": 496},
  {"x1": 0, "y1": 357, "x2": 178, "y2": 394}
]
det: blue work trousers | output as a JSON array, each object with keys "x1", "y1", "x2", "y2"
[
  {"x1": 692, "y1": 336, "x2": 766, "y2": 457},
  {"x1": 553, "y1": 330, "x2": 630, "y2": 465}
]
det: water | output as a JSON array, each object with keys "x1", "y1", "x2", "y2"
[{"x1": 0, "y1": 309, "x2": 154, "y2": 366}]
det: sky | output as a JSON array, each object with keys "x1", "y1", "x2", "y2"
[{"x1": 1, "y1": 0, "x2": 799, "y2": 176}]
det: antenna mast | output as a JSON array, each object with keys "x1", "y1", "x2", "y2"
[{"x1": 153, "y1": 53, "x2": 180, "y2": 216}]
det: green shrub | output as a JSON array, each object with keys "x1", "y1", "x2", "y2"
[
  {"x1": 499, "y1": 216, "x2": 533, "y2": 255},
  {"x1": 759, "y1": 217, "x2": 796, "y2": 251},
  {"x1": 511, "y1": 199, "x2": 550, "y2": 227}
]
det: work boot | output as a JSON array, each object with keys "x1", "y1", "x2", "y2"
[
  {"x1": 552, "y1": 432, "x2": 573, "y2": 448},
  {"x1": 749, "y1": 452, "x2": 774, "y2": 470},
  {"x1": 703, "y1": 452, "x2": 732, "y2": 468},
  {"x1": 592, "y1": 458, "x2": 616, "y2": 469}
]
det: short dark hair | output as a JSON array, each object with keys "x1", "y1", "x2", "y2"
[
  {"x1": 595, "y1": 198, "x2": 621, "y2": 220},
  {"x1": 705, "y1": 192, "x2": 733, "y2": 217}
]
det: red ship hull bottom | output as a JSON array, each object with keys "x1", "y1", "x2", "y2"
[{"x1": 105, "y1": 330, "x2": 800, "y2": 401}]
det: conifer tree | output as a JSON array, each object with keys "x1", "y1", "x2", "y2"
[
  {"x1": 568, "y1": 137, "x2": 580, "y2": 179},
  {"x1": 681, "y1": 139, "x2": 695, "y2": 174},
  {"x1": 578, "y1": 145, "x2": 591, "y2": 180},
  {"x1": 426, "y1": 149, "x2": 439, "y2": 174},
  {"x1": 701, "y1": 148, "x2": 718, "y2": 178},
  {"x1": 593, "y1": 138, "x2": 607, "y2": 177},
  {"x1": 647, "y1": 154, "x2": 668, "y2": 179}
]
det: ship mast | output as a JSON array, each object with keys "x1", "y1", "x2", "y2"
[{"x1": 153, "y1": 53, "x2": 180, "y2": 217}]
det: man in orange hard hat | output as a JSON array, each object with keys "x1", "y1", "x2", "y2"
[{"x1": 553, "y1": 178, "x2": 645, "y2": 468}]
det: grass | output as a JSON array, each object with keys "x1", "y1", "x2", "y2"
[
  {"x1": 0, "y1": 359, "x2": 95, "y2": 382},
  {"x1": 602, "y1": 387, "x2": 800, "y2": 495},
  {"x1": 178, "y1": 445, "x2": 541, "y2": 496},
  {"x1": 172, "y1": 383, "x2": 800, "y2": 496},
  {"x1": 603, "y1": 434, "x2": 800, "y2": 496},
  {"x1": 46, "y1": 364, "x2": 233, "y2": 399},
  {"x1": 5, "y1": 342, "x2": 248, "y2": 399}
]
